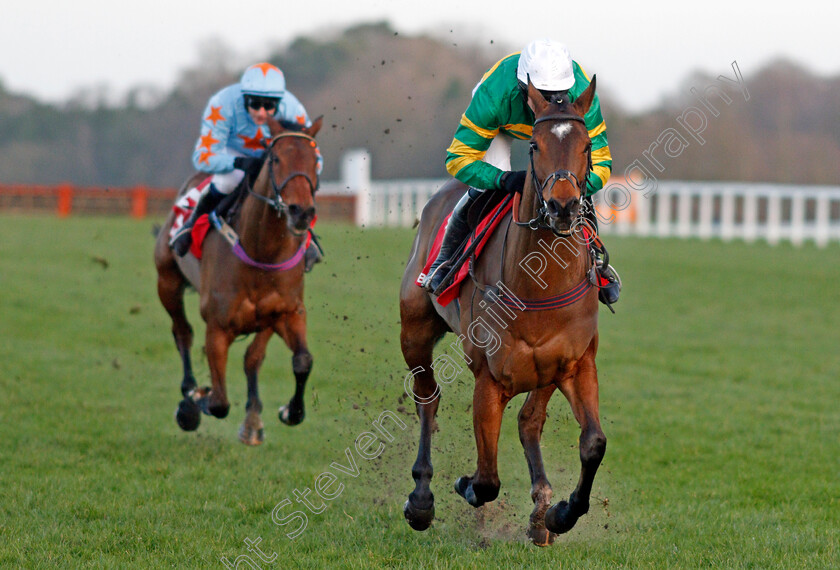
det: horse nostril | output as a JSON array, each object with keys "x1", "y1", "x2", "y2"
[{"x1": 547, "y1": 199, "x2": 561, "y2": 217}]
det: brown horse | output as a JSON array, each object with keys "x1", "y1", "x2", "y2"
[
  {"x1": 154, "y1": 116, "x2": 323, "y2": 445},
  {"x1": 400, "y1": 79, "x2": 605, "y2": 545}
]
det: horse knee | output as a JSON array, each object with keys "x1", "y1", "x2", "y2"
[
  {"x1": 292, "y1": 351, "x2": 312, "y2": 375},
  {"x1": 580, "y1": 430, "x2": 606, "y2": 467}
]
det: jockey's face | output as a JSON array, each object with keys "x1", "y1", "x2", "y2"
[
  {"x1": 245, "y1": 95, "x2": 279, "y2": 125},
  {"x1": 248, "y1": 106, "x2": 271, "y2": 125}
]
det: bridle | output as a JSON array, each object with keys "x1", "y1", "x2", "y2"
[
  {"x1": 247, "y1": 132, "x2": 320, "y2": 216},
  {"x1": 515, "y1": 113, "x2": 592, "y2": 236}
]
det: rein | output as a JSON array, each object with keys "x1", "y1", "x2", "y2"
[
  {"x1": 492, "y1": 112, "x2": 595, "y2": 311},
  {"x1": 208, "y1": 211, "x2": 306, "y2": 272},
  {"x1": 513, "y1": 113, "x2": 591, "y2": 235},
  {"x1": 247, "y1": 132, "x2": 320, "y2": 215},
  {"x1": 216, "y1": 131, "x2": 318, "y2": 272}
]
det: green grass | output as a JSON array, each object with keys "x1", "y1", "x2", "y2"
[{"x1": 0, "y1": 215, "x2": 838, "y2": 568}]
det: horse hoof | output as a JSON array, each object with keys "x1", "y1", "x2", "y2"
[
  {"x1": 278, "y1": 405, "x2": 304, "y2": 426},
  {"x1": 175, "y1": 398, "x2": 201, "y2": 431},
  {"x1": 545, "y1": 500, "x2": 579, "y2": 535},
  {"x1": 527, "y1": 525, "x2": 556, "y2": 547},
  {"x1": 454, "y1": 476, "x2": 483, "y2": 508},
  {"x1": 208, "y1": 403, "x2": 230, "y2": 419},
  {"x1": 238, "y1": 425, "x2": 265, "y2": 446},
  {"x1": 403, "y1": 500, "x2": 435, "y2": 531}
]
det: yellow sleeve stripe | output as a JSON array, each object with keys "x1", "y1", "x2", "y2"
[
  {"x1": 446, "y1": 155, "x2": 478, "y2": 177},
  {"x1": 447, "y1": 139, "x2": 487, "y2": 161},
  {"x1": 587, "y1": 121, "x2": 606, "y2": 139},
  {"x1": 592, "y1": 164, "x2": 610, "y2": 187},
  {"x1": 502, "y1": 124, "x2": 533, "y2": 138},
  {"x1": 591, "y1": 145, "x2": 612, "y2": 164},
  {"x1": 460, "y1": 114, "x2": 499, "y2": 140}
]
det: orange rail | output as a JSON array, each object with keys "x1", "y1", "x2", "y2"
[{"x1": 0, "y1": 183, "x2": 355, "y2": 221}]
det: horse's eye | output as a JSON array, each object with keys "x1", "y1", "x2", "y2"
[{"x1": 529, "y1": 141, "x2": 538, "y2": 152}]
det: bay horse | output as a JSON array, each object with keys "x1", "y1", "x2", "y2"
[
  {"x1": 400, "y1": 78, "x2": 605, "y2": 545},
  {"x1": 154, "y1": 115, "x2": 323, "y2": 445}
]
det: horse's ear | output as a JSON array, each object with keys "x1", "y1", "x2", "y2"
[
  {"x1": 526, "y1": 77, "x2": 549, "y2": 116},
  {"x1": 572, "y1": 75, "x2": 596, "y2": 117},
  {"x1": 267, "y1": 115, "x2": 286, "y2": 137},
  {"x1": 304, "y1": 115, "x2": 323, "y2": 138}
]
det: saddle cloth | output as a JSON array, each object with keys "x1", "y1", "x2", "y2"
[
  {"x1": 169, "y1": 177, "x2": 213, "y2": 259},
  {"x1": 415, "y1": 198, "x2": 513, "y2": 307},
  {"x1": 169, "y1": 176, "x2": 315, "y2": 260}
]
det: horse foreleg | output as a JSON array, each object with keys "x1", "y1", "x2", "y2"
[
  {"x1": 455, "y1": 367, "x2": 512, "y2": 508},
  {"x1": 239, "y1": 328, "x2": 273, "y2": 445},
  {"x1": 545, "y1": 338, "x2": 606, "y2": 535},
  {"x1": 275, "y1": 310, "x2": 311, "y2": 426},
  {"x1": 156, "y1": 265, "x2": 201, "y2": 430},
  {"x1": 401, "y1": 313, "x2": 446, "y2": 532},
  {"x1": 519, "y1": 384, "x2": 558, "y2": 546},
  {"x1": 198, "y1": 325, "x2": 234, "y2": 418}
]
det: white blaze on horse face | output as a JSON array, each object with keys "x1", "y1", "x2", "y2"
[{"x1": 551, "y1": 122, "x2": 572, "y2": 143}]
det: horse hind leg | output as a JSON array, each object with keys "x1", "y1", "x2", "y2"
[
  {"x1": 238, "y1": 328, "x2": 273, "y2": 445},
  {"x1": 155, "y1": 254, "x2": 201, "y2": 431},
  {"x1": 401, "y1": 303, "x2": 448, "y2": 532},
  {"x1": 519, "y1": 384, "x2": 558, "y2": 546},
  {"x1": 545, "y1": 340, "x2": 607, "y2": 535}
]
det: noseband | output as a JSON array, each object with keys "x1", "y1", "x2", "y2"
[
  {"x1": 248, "y1": 132, "x2": 320, "y2": 216},
  {"x1": 515, "y1": 113, "x2": 592, "y2": 235}
]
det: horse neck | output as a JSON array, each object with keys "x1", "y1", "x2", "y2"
[
  {"x1": 237, "y1": 185, "x2": 299, "y2": 260},
  {"x1": 506, "y1": 190, "x2": 590, "y2": 297}
]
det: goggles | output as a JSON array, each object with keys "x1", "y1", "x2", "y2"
[{"x1": 245, "y1": 95, "x2": 280, "y2": 111}]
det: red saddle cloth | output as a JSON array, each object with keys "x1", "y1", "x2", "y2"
[
  {"x1": 416, "y1": 198, "x2": 513, "y2": 307},
  {"x1": 170, "y1": 175, "x2": 315, "y2": 261},
  {"x1": 170, "y1": 177, "x2": 213, "y2": 259}
]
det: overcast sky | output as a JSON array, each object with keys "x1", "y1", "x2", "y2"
[{"x1": 2, "y1": 0, "x2": 838, "y2": 112}]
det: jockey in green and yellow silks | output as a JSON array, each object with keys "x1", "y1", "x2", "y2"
[{"x1": 425, "y1": 39, "x2": 620, "y2": 306}]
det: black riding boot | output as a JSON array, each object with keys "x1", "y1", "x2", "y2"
[
  {"x1": 170, "y1": 185, "x2": 226, "y2": 257},
  {"x1": 581, "y1": 195, "x2": 621, "y2": 306},
  {"x1": 424, "y1": 189, "x2": 478, "y2": 293}
]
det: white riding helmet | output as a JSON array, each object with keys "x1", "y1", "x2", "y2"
[{"x1": 516, "y1": 39, "x2": 575, "y2": 91}]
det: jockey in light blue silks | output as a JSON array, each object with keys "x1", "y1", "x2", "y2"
[{"x1": 170, "y1": 62, "x2": 323, "y2": 268}]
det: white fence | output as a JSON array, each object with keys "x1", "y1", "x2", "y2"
[
  {"x1": 597, "y1": 181, "x2": 840, "y2": 247},
  {"x1": 322, "y1": 150, "x2": 840, "y2": 247}
]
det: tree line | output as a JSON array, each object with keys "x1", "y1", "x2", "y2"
[{"x1": 0, "y1": 22, "x2": 837, "y2": 188}]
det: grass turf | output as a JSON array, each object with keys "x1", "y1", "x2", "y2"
[{"x1": 0, "y1": 215, "x2": 837, "y2": 568}]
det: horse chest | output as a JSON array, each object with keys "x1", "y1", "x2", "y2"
[
  {"x1": 226, "y1": 290, "x2": 299, "y2": 331},
  {"x1": 486, "y1": 333, "x2": 589, "y2": 394}
]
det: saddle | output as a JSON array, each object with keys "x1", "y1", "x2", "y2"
[
  {"x1": 168, "y1": 174, "x2": 250, "y2": 259},
  {"x1": 416, "y1": 190, "x2": 514, "y2": 307}
]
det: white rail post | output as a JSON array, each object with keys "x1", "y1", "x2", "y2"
[
  {"x1": 721, "y1": 191, "x2": 735, "y2": 241},
  {"x1": 678, "y1": 187, "x2": 692, "y2": 238},
  {"x1": 635, "y1": 193, "x2": 652, "y2": 237},
  {"x1": 815, "y1": 194, "x2": 830, "y2": 247},
  {"x1": 656, "y1": 187, "x2": 671, "y2": 237},
  {"x1": 743, "y1": 192, "x2": 758, "y2": 242},
  {"x1": 698, "y1": 190, "x2": 714, "y2": 240},
  {"x1": 342, "y1": 149, "x2": 372, "y2": 227},
  {"x1": 790, "y1": 193, "x2": 805, "y2": 246},
  {"x1": 767, "y1": 193, "x2": 781, "y2": 245}
]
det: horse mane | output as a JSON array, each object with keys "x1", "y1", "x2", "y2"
[{"x1": 275, "y1": 119, "x2": 307, "y2": 132}]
